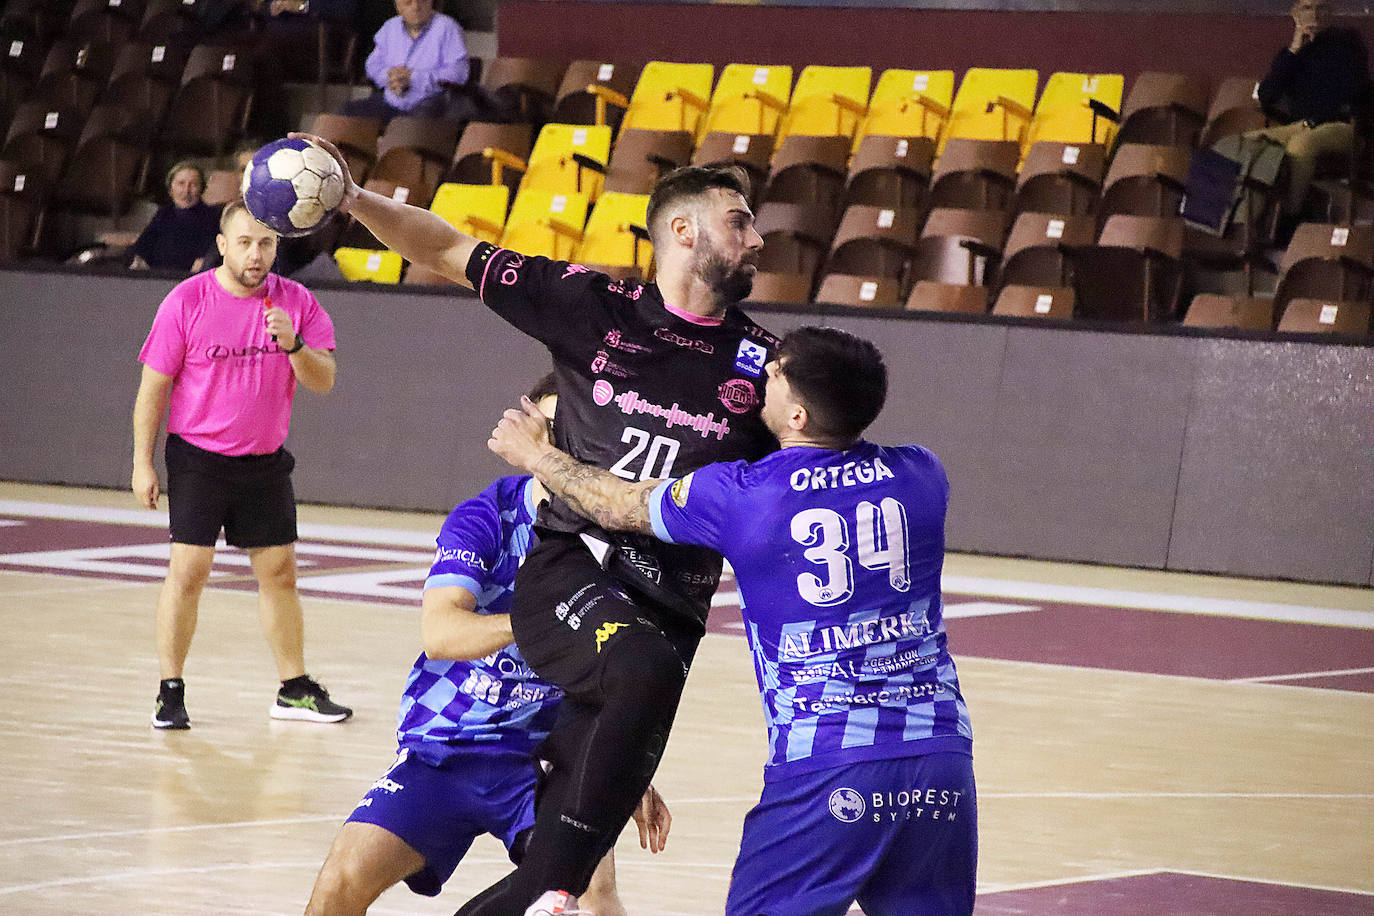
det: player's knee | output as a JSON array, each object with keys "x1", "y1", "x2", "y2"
[
  {"x1": 305, "y1": 856, "x2": 371, "y2": 916},
  {"x1": 599, "y1": 634, "x2": 686, "y2": 701}
]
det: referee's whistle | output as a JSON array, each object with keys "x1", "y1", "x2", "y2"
[{"x1": 264, "y1": 295, "x2": 276, "y2": 342}]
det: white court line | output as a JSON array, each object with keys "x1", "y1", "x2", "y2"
[
  {"x1": 1231, "y1": 666, "x2": 1374, "y2": 684},
  {"x1": 1161, "y1": 868, "x2": 1374, "y2": 897},
  {"x1": 5, "y1": 500, "x2": 1371, "y2": 625},
  {"x1": 943, "y1": 574, "x2": 1374, "y2": 628},
  {"x1": 983, "y1": 791, "x2": 1374, "y2": 800},
  {"x1": 979, "y1": 867, "x2": 1374, "y2": 897},
  {"x1": 0, "y1": 860, "x2": 321, "y2": 897}
]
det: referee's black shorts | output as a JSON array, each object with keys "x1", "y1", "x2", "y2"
[
  {"x1": 165, "y1": 433, "x2": 298, "y2": 549},
  {"x1": 509, "y1": 531, "x2": 701, "y2": 701}
]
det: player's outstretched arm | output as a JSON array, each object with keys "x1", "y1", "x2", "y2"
[
  {"x1": 489, "y1": 398, "x2": 660, "y2": 535},
  {"x1": 291, "y1": 132, "x2": 479, "y2": 289},
  {"x1": 421, "y1": 585, "x2": 516, "y2": 660}
]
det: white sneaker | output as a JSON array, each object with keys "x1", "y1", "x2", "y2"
[{"x1": 524, "y1": 890, "x2": 591, "y2": 916}]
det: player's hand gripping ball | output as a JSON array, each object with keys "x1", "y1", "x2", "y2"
[{"x1": 241, "y1": 138, "x2": 345, "y2": 237}]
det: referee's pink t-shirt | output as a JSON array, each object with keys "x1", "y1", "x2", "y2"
[{"x1": 138, "y1": 269, "x2": 336, "y2": 456}]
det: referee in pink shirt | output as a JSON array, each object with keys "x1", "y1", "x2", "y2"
[{"x1": 132, "y1": 200, "x2": 352, "y2": 730}]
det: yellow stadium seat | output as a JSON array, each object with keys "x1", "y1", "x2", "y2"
[
  {"x1": 501, "y1": 189, "x2": 591, "y2": 261},
  {"x1": 520, "y1": 123, "x2": 613, "y2": 199},
  {"x1": 334, "y1": 248, "x2": 404, "y2": 284},
  {"x1": 940, "y1": 68, "x2": 1038, "y2": 153},
  {"x1": 777, "y1": 65, "x2": 872, "y2": 140},
  {"x1": 429, "y1": 183, "x2": 509, "y2": 244},
  {"x1": 854, "y1": 69, "x2": 955, "y2": 151},
  {"x1": 1025, "y1": 72, "x2": 1124, "y2": 150},
  {"x1": 620, "y1": 61, "x2": 715, "y2": 135},
  {"x1": 699, "y1": 63, "x2": 793, "y2": 140},
  {"x1": 576, "y1": 191, "x2": 653, "y2": 277}
]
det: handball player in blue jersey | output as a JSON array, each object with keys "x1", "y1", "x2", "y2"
[
  {"x1": 304, "y1": 378, "x2": 669, "y2": 916},
  {"x1": 489, "y1": 328, "x2": 977, "y2": 916},
  {"x1": 303, "y1": 130, "x2": 780, "y2": 916}
]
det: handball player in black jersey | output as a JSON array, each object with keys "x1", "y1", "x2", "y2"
[{"x1": 301, "y1": 132, "x2": 777, "y2": 915}]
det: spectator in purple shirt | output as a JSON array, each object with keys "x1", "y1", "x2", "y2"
[{"x1": 344, "y1": 0, "x2": 469, "y2": 121}]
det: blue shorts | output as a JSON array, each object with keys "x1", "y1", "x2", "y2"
[
  {"x1": 726, "y1": 751, "x2": 977, "y2": 916},
  {"x1": 345, "y1": 747, "x2": 540, "y2": 897}
]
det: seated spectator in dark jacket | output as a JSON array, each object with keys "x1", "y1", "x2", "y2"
[
  {"x1": 1248, "y1": 0, "x2": 1372, "y2": 214},
  {"x1": 129, "y1": 163, "x2": 222, "y2": 273},
  {"x1": 343, "y1": 0, "x2": 469, "y2": 122}
]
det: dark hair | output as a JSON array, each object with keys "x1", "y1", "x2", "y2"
[
  {"x1": 777, "y1": 327, "x2": 887, "y2": 441},
  {"x1": 525, "y1": 371, "x2": 558, "y2": 404},
  {"x1": 645, "y1": 165, "x2": 751, "y2": 243}
]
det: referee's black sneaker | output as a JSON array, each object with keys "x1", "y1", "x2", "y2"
[
  {"x1": 271, "y1": 675, "x2": 352, "y2": 723},
  {"x1": 152, "y1": 678, "x2": 191, "y2": 730}
]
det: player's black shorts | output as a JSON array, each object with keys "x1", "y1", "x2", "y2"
[
  {"x1": 509, "y1": 530, "x2": 702, "y2": 701},
  {"x1": 165, "y1": 433, "x2": 297, "y2": 549}
]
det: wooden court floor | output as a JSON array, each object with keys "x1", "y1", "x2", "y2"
[{"x1": 0, "y1": 482, "x2": 1370, "y2": 915}]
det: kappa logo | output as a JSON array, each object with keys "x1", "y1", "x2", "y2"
[
  {"x1": 829, "y1": 787, "x2": 865, "y2": 823},
  {"x1": 734, "y1": 339, "x2": 768, "y2": 377},
  {"x1": 594, "y1": 621, "x2": 628, "y2": 652}
]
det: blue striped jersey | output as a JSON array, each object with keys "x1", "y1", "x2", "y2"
[
  {"x1": 396, "y1": 475, "x2": 562, "y2": 765},
  {"x1": 650, "y1": 442, "x2": 973, "y2": 779}
]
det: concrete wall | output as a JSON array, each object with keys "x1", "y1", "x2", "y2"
[
  {"x1": 1, "y1": 269, "x2": 1370, "y2": 585},
  {"x1": 497, "y1": 2, "x2": 1374, "y2": 91}
]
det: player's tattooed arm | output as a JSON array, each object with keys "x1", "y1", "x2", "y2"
[
  {"x1": 528, "y1": 449, "x2": 658, "y2": 535},
  {"x1": 488, "y1": 397, "x2": 658, "y2": 535}
]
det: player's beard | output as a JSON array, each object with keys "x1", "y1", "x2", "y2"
[
  {"x1": 229, "y1": 261, "x2": 268, "y2": 290},
  {"x1": 694, "y1": 232, "x2": 755, "y2": 303}
]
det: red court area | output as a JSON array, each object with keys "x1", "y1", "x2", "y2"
[
  {"x1": 976, "y1": 871, "x2": 1373, "y2": 916},
  {"x1": 3, "y1": 513, "x2": 1371, "y2": 693}
]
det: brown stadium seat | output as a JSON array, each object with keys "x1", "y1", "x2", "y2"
[
  {"x1": 602, "y1": 128, "x2": 693, "y2": 195},
  {"x1": 447, "y1": 121, "x2": 534, "y2": 197},
  {"x1": 1181, "y1": 293, "x2": 1275, "y2": 331},
  {"x1": 0, "y1": 191, "x2": 38, "y2": 263},
  {"x1": 905, "y1": 207, "x2": 1009, "y2": 314},
  {"x1": 67, "y1": 0, "x2": 144, "y2": 44},
  {"x1": 51, "y1": 103, "x2": 154, "y2": 217},
  {"x1": 468, "y1": 56, "x2": 568, "y2": 124},
  {"x1": 552, "y1": 59, "x2": 642, "y2": 134},
  {"x1": 374, "y1": 117, "x2": 461, "y2": 205},
  {"x1": 1112, "y1": 71, "x2": 1209, "y2": 149},
  {"x1": 1014, "y1": 141, "x2": 1106, "y2": 217},
  {"x1": 844, "y1": 134, "x2": 933, "y2": 211},
  {"x1": 0, "y1": 29, "x2": 48, "y2": 126},
  {"x1": 1275, "y1": 298, "x2": 1372, "y2": 336},
  {"x1": 762, "y1": 134, "x2": 851, "y2": 232},
  {"x1": 997, "y1": 211, "x2": 1096, "y2": 291},
  {"x1": 928, "y1": 138, "x2": 1020, "y2": 212},
  {"x1": 1070, "y1": 214, "x2": 1185, "y2": 323},
  {"x1": 160, "y1": 43, "x2": 256, "y2": 157},
  {"x1": 1099, "y1": 142, "x2": 1191, "y2": 222},
  {"x1": 3, "y1": 101, "x2": 83, "y2": 185},
  {"x1": 992, "y1": 284, "x2": 1076, "y2": 318},
  {"x1": 747, "y1": 200, "x2": 838, "y2": 304},
  {"x1": 137, "y1": 0, "x2": 201, "y2": 44},
  {"x1": 1272, "y1": 223, "x2": 1374, "y2": 322},
  {"x1": 1199, "y1": 77, "x2": 1268, "y2": 149},
  {"x1": 693, "y1": 131, "x2": 776, "y2": 200},
  {"x1": 306, "y1": 114, "x2": 383, "y2": 187},
  {"x1": 104, "y1": 39, "x2": 189, "y2": 123},
  {"x1": 35, "y1": 36, "x2": 119, "y2": 114},
  {"x1": 816, "y1": 203, "x2": 922, "y2": 308}
]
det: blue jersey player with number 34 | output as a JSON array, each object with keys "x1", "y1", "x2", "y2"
[{"x1": 488, "y1": 326, "x2": 977, "y2": 916}]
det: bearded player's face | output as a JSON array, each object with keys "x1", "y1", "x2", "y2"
[{"x1": 692, "y1": 188, "x2": 763, "y2": 303}]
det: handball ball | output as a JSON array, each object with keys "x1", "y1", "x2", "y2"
[{"x1": 241, "y1": 138, "x2": 345, "y2": 237}]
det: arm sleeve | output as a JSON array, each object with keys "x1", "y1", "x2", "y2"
[
  {"x1": 648, "y1": 461, "x2": 746, "y2": 552},
  {"x1": 425, "y1": 498, "x2": 503, "y2": 594},
  {"x1": 364, "y1": 22, "x2": 391, "y2": 89},
  {"x1": 137, "y1": 289, "x2": 187, "y2": 378},
  {"x1": 1257, "y1": 48, "x2": 1299, "y2": 118},
  {"x1": 465, "y1": 242, "x2": 610, "y2": 351},
  {"x1": 295, "y1": 287, "x2": 337, "y2": 350},
  {"x1": 409, "y1": 18, "x2": 469, "y2": 95}
]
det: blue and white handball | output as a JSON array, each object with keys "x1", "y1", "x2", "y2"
[{"x1": 241, "y1": 138, "x2": 345, "y2": 237}]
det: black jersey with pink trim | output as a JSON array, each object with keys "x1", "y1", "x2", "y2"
[{"x1": 467, "y1": 243, "x2": 779, "y2": 627}]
